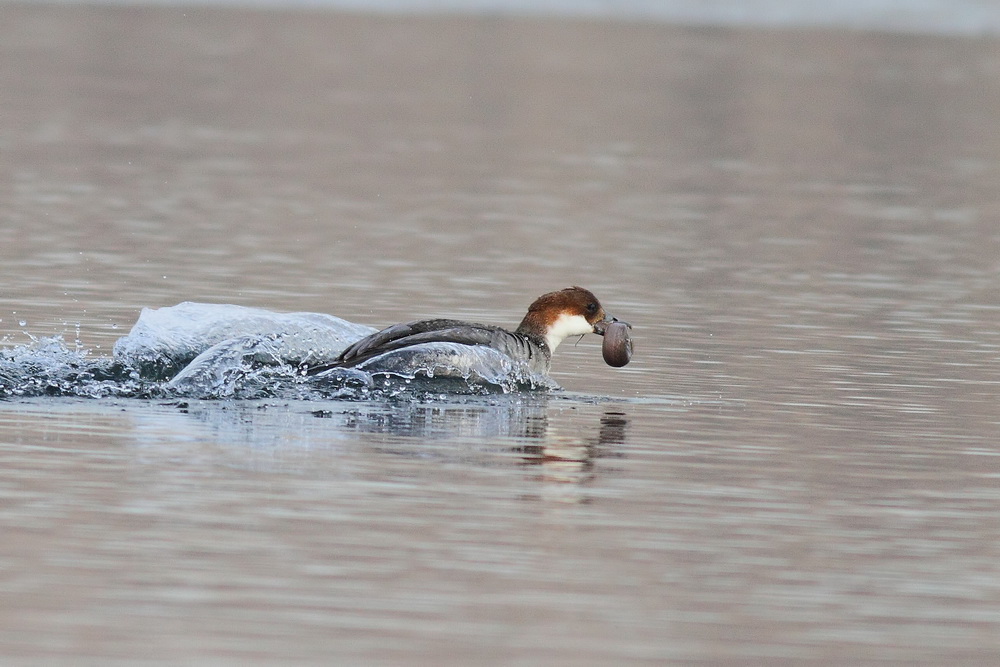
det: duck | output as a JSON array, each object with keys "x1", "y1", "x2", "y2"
[{"x1": 303, "y1": 286, "x2": 627, "y2": 377}]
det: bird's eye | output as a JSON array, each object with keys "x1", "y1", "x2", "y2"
[{"x1": 586, "y1": 303, "x2": 598, "y2": 314}]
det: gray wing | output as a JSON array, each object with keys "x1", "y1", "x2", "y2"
[{"x1": 305, "y1": 319, "x2": 507, "y2": 374}]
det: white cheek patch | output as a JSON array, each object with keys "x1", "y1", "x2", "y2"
[{"x1": 545, "y1": 313, "x2": 594, "y2": 351}]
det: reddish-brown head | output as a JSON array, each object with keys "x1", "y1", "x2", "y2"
[{"x1": 515, "y1": 286, "x2": 613, "y2": 351}]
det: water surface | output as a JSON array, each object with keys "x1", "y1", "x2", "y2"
[{"x1": 2, "y1": 6, "x2": 1000, "y2": 663}]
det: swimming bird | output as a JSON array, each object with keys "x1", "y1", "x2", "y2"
[{"x1": 303, "y1": 286, "x2": 626, "y2": 376}]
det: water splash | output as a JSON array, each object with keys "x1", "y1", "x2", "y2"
[
  {"x1": 2, "y1": 303, "x2": 560, "y2": 400},
  {"x1": 0, "y1": 335, "x2": 147, "y2": 399},
  {"x1": 113, "y1": 301, "x2": 376, "y2": 380}
]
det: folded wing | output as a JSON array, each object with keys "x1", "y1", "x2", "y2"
[{"x1": 305, "y1": 319, "x2": 508, "y2": 374}]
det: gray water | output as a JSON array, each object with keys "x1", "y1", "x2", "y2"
[
  {"x1": 31, "y1": 0, "x2": 1000, "y2": 36},
  {"x1": 2, "y1": 5, "x2": 1000, "y2": 663}
]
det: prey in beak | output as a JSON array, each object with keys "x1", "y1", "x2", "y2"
[{"x1": 593, "y1": 316, "x2": 631, "y2": 336}]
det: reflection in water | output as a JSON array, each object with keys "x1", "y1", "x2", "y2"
[
  {"x1": 163, "y1": 396, "x2": 630, "y2": 500},
  {"x1": 517, "y1": 410, "x2": 628, "y2": 491},
  {"x1": 104, "y1": 395, "x2": 635, "y2": 505},
  {"x1": 336, "y1": 401, "x2": 630, "y2": 500}
]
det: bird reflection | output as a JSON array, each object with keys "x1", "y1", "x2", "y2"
[
  {"x1": 153, "y1": 395, "x2": 628, "y2": 501},
  {"x1": 516, "y1": 410, "x2": 629, "y2": 490},
  {"x1": 333, "y1": 397, "x2": 629, "y2": 495}
]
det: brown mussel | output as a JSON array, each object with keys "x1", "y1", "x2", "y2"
[{"x1": 602, "y1": 321, "x2": 633, "y2": 367}]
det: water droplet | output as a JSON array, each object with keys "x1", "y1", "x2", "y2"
[{"x1": 18, "y1": 320, "x2": 26, "y2": 327}]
